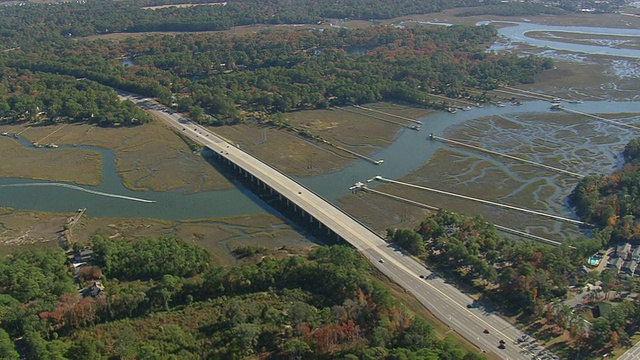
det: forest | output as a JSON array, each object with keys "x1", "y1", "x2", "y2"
[
  {"x1": 0, "y1": 0, "x2": 561, "y2": 127},
  {"x1": 0, "y1": 239, "x2": 485, "y2": 359},
  {"x1": 0, "y1": 70, "x2": 151, "y2": 126},
  {"x1": 4, "y1": 24, "x2": 553, "y2": 125},
  {"x1": 570, "y1": 138, "x2": 640, "y2": 243},
  {"x1": 0, "y1": 0, "x2": 626, "y2": 48},
  {"x1": 0, "y1": 0, "x2": 499, "y2": 47},
  {"x1": 387, "y1": 209, "x2": 640, "y2": 355}
]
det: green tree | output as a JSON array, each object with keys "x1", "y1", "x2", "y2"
[
  {"x1": 591, "y1": 318, "x2": 612, "y2": 348},
  {"x1": 189, "y1": 105, "x2": 205, "y2": 123},
  {"x1": 0, "y1": 329, "x2": 19, "y2": 360}
]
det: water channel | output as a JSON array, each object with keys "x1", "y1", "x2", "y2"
[
  {"x1": 1, "y1": 22, "x2": 639, "y2": 222},
  {"x1": 482, "y1": 21, "x2": 640, "y2": 58}
]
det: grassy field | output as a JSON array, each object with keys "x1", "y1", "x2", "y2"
[
  {"x1": 1, "y1": 118, "x2": 232, "y2": 192},
  {"x1": 0, "y1": 135, "x2": 102, "y2": 185},
  {"x1": 214, "y1": 103, "x2": 431, "y2": 176}
]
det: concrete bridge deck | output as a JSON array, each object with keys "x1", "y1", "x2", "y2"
[{"x1": 135, "y1": 97, "x2": 545, "y2": 359}]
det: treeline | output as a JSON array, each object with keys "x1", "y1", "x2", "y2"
[
  {"x1": 1, "y1": 4, "x2": 554, "y2": 126},
  {"x1": 11, "y1": 57, "x2": 175, "y2": 103},
  {"x1": 570, "y1": 138, "x2": 640, "y2": 243},
  {"x1": 0, "y1": 70, "x2": 151, "y2": 126},
  {"x1": 1, "y1": 0, "x2": 625, "y2": 49},
  {"x1": 388, "y1": 210, "x2": 602, "y2": 315},
  {"x1": 92, "y1": 236, "x2": 212, "y2": 280},
  {"x1": 0, "y1": 239, "x2": 484, "y2": 359},
  {"x1": 0, "y1": 0, "x2": 501, "y2": 47},
  {"x1": 7, "y1": 25, "x2": 552, "y2": 124}
]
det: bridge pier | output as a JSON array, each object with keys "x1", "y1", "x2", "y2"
[{"x1": 206, "y1": 150, "x2": 348, "y2": 244}]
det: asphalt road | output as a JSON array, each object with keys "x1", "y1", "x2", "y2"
[{"x1": 130, "y1": 96, "x2": 557, "y2": 359}]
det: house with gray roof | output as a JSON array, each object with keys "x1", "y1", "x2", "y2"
[
  {"x1": 608, "y1": 257, "x2": 624, "y2": 273},
  {"x1": 616, "y1": 243, "x2": 632, "y2": 260},
  {"x1": 622, "y1": 260, "x2": 639, "y2": 275}
]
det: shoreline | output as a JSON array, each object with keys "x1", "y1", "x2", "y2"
[{"x1": 1, "y1": 11, "x2": 639, "y2": 251}]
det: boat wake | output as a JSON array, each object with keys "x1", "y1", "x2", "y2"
[{"x1": 1, "y1": 182, "x2": 156, "y2": 203}]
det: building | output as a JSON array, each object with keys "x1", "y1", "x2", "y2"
[
  {"x1": 74, "y1": 248, "x2": 94, "y2": 263},
  {"x1": 615, "y1": 243, "x2": 632, "y2": 260},
  {"x1": 82, "y1": 281, "x2": 105, "y2": 297},
  {"x1": 607, "y1": 257, "x2": 624, "y2": 273},
  {"x1": 622, "y1": 260, "x2": 638, "y2": 275}
]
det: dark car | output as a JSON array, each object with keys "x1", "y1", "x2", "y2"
[{"x1": 483, "y1": 329, "x2": 490, "y2": 334}]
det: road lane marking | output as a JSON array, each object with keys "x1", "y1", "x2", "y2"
[{"x1": 151, "y1": 99, "x2": 525, "y2": 355}]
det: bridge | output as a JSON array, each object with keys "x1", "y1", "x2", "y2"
[{"x1": 135, "y1": 97, "x2": 546, "y2": 359}]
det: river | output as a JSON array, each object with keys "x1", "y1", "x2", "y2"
[
  {"x1": 1, "y1": 21, "x2": 639, "y2": 221},
  {"x1": 480, "y1": 21, "x2": 640, "y2": 58}
]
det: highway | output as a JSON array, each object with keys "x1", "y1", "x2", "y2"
[
  {"x1": 131, "y1": 96, "x2": 551, "y2": 359},
  {"x1": 618, "y1": 341, "x2": 640, "y2": 360}
]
